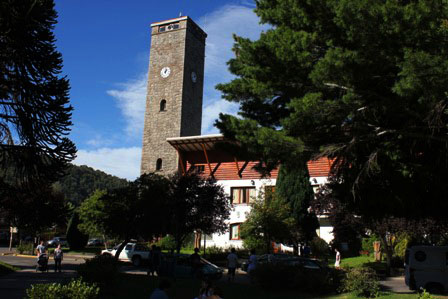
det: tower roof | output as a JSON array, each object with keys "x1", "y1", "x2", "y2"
[{"x1": 150, "y1": 16, "x2": 188, "y2": 27}]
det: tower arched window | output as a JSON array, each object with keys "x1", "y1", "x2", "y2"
[
  {"x1": 156, "y1": 158, "x2": 163, "y2": 170},
  {"x1": 160, "y1": 99, "x2": 166, "y2": 111}
]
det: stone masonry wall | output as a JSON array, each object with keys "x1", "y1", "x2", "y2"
[{"x1": 141, "y1": 18, "x2": 206, "y2": 175}]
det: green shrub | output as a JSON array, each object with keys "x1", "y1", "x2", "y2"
[
  {"x1": 341, "y1": 267, "x2": 380, "y2": 298},
  {"x1": 394, "y1": 233, "x2": 410, "y2": 259},
  {"x1": 17, "y1": 242, "x2": 34, "y2": 255},
  {"x1": 26, "y1": 278, "x2": 99, "y2": 299},
  {"x1": 310, "y1": 237, "x2": 330, "y2": 258},
  {"x1": 158, "y1": 235, "x2": 176, "y2": 251},
  {"x1": 361, "y1": 235, "x2": 380, "y2": 254},
  {"x1": 418, "y1": 289, "x2": 436, "y2": 299},
  {"x1": 242, "y1": 235, "x2": 266, "y2": 253},
  {"x1": 77, "y1": 254, "x2": 118, "y2": 289}
]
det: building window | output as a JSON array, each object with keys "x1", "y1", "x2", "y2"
[
  {"x1": 230, "y1": 223, "x2": 241, "y2": 240},
  {"x1": 156, "y1": 158, "x2": 163, "y2": 170},
  {"x1": 159, "y1": 23, "x2": 179, "y2": 33},
  {"x1": 231, "y1": 187, "x2": 256, "y2": 204},
  {"x1": 160, "y1": 99, "x2": 166, "y2": 111}
]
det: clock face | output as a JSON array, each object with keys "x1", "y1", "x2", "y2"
[
  {"x1": 191, "y1": 71, "x2": 197, "y2": 83},
  {"x1": 160, "y1": 67, "x2": 171, "y2": 78}
]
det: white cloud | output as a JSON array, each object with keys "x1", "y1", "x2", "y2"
[
  {"x1": 202, "y1": 99, "x2": 239, "y2": 135},
  {"x1": 107, "y1": 76, "x2": 147, "y2": 139},
  {"x1": 74, "y1": 147, "x2": 141, "y2": 180}
]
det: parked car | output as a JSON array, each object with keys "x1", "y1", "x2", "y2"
[
  {"x1": 47, "y1": 237, "x2": 68, "y2": 248},
  {"x1": 241, "y1": 254, "x2": 324, "y2": 272},
  {"x1": 101, "y1": 243, "x2": 150, "y2": 266},
  {"x1": 405, "y1": 246, "x2": 448, "y2": 294},
  {"x1": 158, "y1": 254, "x2": 223, "y2": 280},
  {"x1": 87, "y1": 238, "x2": 104, "y2": 247}
]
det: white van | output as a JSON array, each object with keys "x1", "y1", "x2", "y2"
[{"x1": 405, "y1": 246, "x2": 448, "y2": 294}]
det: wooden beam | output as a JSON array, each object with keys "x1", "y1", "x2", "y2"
[
  {"x1": 233, "y1": 157, "x2": 240, "y2": 177},
  {"x1": 200, "y1": 143, "x2": 213, "y2": 178},
  {"x1": 174, "y1": 145, "x2": 186, "y2": 175},
  {"x1": 211, "y1": 162, "x2": 221, "y2": 176},
  {"x1": 238, "y1": 161, "x2": 249, "y2": 177}
]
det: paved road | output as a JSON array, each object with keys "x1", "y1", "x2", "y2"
[{"x1": 0, "y1": 254, "x2": 83, "y2": 299}]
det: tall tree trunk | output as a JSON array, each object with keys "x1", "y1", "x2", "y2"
[
  {"x1": 381, "y1": 235, "x2": 392, "y2": 276},
  {"x1": 114, "y1": 238, "x2": 129, "y2": 261}
]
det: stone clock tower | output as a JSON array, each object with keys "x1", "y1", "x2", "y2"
[{"x1": 141, "y1": 16, "x2": 207, "y2": 174}]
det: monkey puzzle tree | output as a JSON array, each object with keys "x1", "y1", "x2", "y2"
[
  {"x1": 0, "y1": 0, "x2": 76, "y2": 186},
  {"x1": 0, "y1": 0, "x2": 76, "y2": 233}
]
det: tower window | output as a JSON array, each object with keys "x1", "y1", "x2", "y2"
[
  {"x1": 156, "y1": 158, "x2": 163, "y2": 170},
  {"x1": 160, "y1": 99, "x2": 166, "y2": 111}
]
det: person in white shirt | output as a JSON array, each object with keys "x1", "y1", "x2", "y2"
[
  {"x1": 334, "y1": 248, "x2": 341, "y2": 269},
  {"x1": 247, "y1": 249, "x2": 257, "y2": 283},
  {"x1": 226, "y1": 248, "x2": 238, "y2": 282}
]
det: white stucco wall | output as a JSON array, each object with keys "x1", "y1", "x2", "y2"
[{"x1": 205, "y1": 175, "x2": 334, "y2": 249}]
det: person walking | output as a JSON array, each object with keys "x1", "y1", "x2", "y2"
[
  {"x1": 334, "y1": 248, "x2": 341, "y2": 269},
  {"x1": 226, "y1": 248, "x2": 238, "y2": 282},
  {"x1": 53, "y1": 244, "x2": 63, "y2": 272}
]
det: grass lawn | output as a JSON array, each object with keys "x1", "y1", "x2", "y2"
[
  {"x1": 99, "y1": 274, "x2": 424, "y2": 299},
  {"x1": 0, "y1": 260, "x2": 18, "y2": 276}
]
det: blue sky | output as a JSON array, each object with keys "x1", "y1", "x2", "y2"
[{"x1": 54, "y1": 0, "x2": 269, "y2": 180}]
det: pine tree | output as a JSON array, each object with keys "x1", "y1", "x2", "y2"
[
  {"x1": 66, "y1": 210, "x2": 88, "y2": 250},
  {"x1": 276, "y1": 161, "x2": 319, "y2": 254},
  {"x1": 216, "y1": 0, "x2": 448, "y2": 220}
]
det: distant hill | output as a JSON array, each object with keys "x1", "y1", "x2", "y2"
[{"x1": 54, "y1": 164, "x2": 128, "y2": 205}]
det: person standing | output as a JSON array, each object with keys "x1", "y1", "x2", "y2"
[
  {"x1": 334, "y1": 248, "x2": 341, "y2": 269},
  {"x1": 226, "y1": 248, "x2": 238, "y2": 282},
  {"x1": 190, "y1": 247, "x2": 201, "y2": 278},
  {"x1": 148, "y1": 245, "x2": 156, "y2": 276},
  {"x1": 36, "y1": 240, "x2": 46, "y2": 258},
  {"x1": 247, "y1": 249, "x2": 257, "y2": 283},
  {"x1": 53, "y1": 244, "x2": 63, "y2": 272}
]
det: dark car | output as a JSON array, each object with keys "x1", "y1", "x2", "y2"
[
  {"x1": 158, "y1": 254, "x2": 223, "y2": 280},
  {"x1": 47, "y1": 237, "x2": 68, "y2": 248},
  {"x1": 87, "y1": 238, "x2": 104, "y2": 247},
  {"x1": 241, "y1": 254, "x2": 324, "y2": 272}
]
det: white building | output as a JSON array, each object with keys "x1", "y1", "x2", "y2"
[{"x1": 167, "y1": 135, "x2": 334, "y2": 250}]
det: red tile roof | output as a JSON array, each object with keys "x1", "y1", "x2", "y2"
[{"x1": 307, "y1": 157, "x2": 333, "y2": 177}]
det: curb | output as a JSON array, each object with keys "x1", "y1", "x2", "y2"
[{"x1": 14, "y1": 254, "x2": 36, "y2": 258}]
